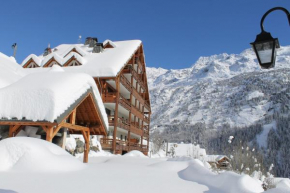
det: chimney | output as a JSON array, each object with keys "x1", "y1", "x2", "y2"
[
  {"x1": 89, "y1": 37, "x2": 98, "y2": 47},
  {"x1": 43, "y1": 43, "x2": 52, "y2": 56},
  {"x1": 93, "y1": 43, "x2": 104, "y2": 53},
  {"x1": 85, "y1": 37, "x2": 98, "y2": 47},
  {"x1": 84, "y1": 37, "x2": 92, "y2": 45}
]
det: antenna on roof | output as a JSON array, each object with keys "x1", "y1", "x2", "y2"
[
  {"x1": 48, "y1": 43, "x2": 50, "y2": 48},
  {"x1": 78, "y1": 35, "x2": 82, "y2": 44},
  {"x1": 11, "y1": 43, "x2": 17, "y2": 58}
]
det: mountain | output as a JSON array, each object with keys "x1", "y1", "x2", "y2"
[
  {"x1": 147, "y1": 46, "x2": 290, "y2": 177},
  {"x1": 147, "y1": 46, "x2": 290, "y2": 128}
]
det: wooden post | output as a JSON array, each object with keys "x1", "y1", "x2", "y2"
[
  {"x1": 61, "y1": 128, "x2": 67, "y2": 149},
  {"x1": 70, "y1": 109, "x2": 76, "y2": 124},
  {"x1": 9, "y1": 125, "x2": 14, "y2": 137},
  {"x1": 129, "y1": 74, "x2": 133, "y2": 152},
  {"x1": 141, "y1": 120, "x2": 144, "y2": 147},
  {"x1": 113, "y1": 77, "x2": 120, "y2": 154},
  {"x1": 82, "y1": 131, "x2": 90, "y2": 163},
  {"x1": 46, "y1": 126, "x2": 54, "y2": 142}
]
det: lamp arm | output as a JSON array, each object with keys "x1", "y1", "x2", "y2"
[{"x1": 260, "y1": 7, "x2": 290, "y2": 32}]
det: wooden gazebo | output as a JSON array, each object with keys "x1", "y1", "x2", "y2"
[{"x1": 0, "y1": 89, "x2": 107, "y2": 163}]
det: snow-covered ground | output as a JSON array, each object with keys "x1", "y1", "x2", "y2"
[{"x1": 0, "y1": 138, "x2": 289, "y2": 193}]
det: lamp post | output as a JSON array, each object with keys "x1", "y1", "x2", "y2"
[{"x1": 250, "y1": 7, "x2": 290, "y2": 69}]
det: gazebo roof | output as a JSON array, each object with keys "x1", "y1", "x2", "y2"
[{"x1": 0, "y1": 65, "x2": 108, "y2": 133}]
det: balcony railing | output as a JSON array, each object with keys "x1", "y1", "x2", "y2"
[
  {"x1": 120, "y1": 74, "x2": 132, "y2": 92},
  {"x1": 108, "y1": 116, "x2": 130, "y2": 131},
  {"x1": 128, "y1": 142, "x2": 148, "y2": 152},
  {"x1": 119, "y1": 94, "x2": 131, "y2": 111},
  {"x1": 131, "y1": 68, "x2": 146, "y2": 91},
  {"x1": 123, "y1": 65, "x2": 146, "y2": 92},
  {"x1": 132, "y1": 88, "x2": 144, "y2": 105},
  {"x1": 102, "y1": 92, "x2": 117, "y2": 103},
  {"x1": 102, "y1": 92, "x2": 149, "y2": 124},
  {"x1": 144, "y1": 115, "x2": 150, "y2": 124},
  {"x1": 100, "y1": 138, "x2": 148, "y2": 153},
  {"x1": 130, "y1": 123, "x2": 143, "y2": 136},
  {"x1": 143, "y1": 126, "x2": 149, "y2": 138},
  {"x1": 100, "y1": 138, "x2": 113, "y2": 149},
  {"x1": 144, "y1": 101, "x2": 150, "y2": 111},
  {"x1": 131, "y1": 105, "x2": 144, "y2": 121}
]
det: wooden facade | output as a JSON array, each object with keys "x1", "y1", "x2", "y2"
[
  {"x1": 97, "y1": 45, "x2": 151, "y2": 155},
  {"x1": 22, "y1": 41, "x2": 151, "y2": 155}
]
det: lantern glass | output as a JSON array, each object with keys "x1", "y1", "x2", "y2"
[{"x1": 255, "y1": 41, "x2": 275, "y2": 64}]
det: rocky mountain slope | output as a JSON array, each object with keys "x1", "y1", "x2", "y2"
[
  {"x1": 147, "y1": 46, "x2": 290, "y2": 177},
  {"x1": 147, "y1": 47, "x2": 290, "y2": 128}
]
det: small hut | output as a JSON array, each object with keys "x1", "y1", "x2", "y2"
[
  {"x1": 206, "y1": 155, "x2": 231, "y2": 170},
  {"x1": 0, "y1": 67, "x2": 108, "y2": 163}
]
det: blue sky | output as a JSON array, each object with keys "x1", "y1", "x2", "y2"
[{"x1": 0, "y1": 0, "x2": 290, "y2": 69}]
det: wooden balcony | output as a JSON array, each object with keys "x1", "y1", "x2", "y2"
[
  {"x1": 120, "y1": 74, "x2": 132, "y2": 92},
  {"x1": 123, "y1": 65, "x2": 146, "y2": 92},
  {"x1": 144, "y1": 101, "x2": 150, "y2": 111},
  {"x1": 108, "y1": 116, "x2": 130, "y2": 131},
  {"x1": 119, "y1": 94, "x2": 131, "y2": 111},
  {"x1": 102, "y1": 92, "x2": 150, "y2": 125},
  {"x1": 144, "y1": 115, "x2": 150, "y2": 124},
  {"x1": 102, "y1": 92, "x2": 117, "y2": 103},
  {"x1": 131, "y1": 68, "x2": 146, "y2": 92},
  {"x1": 100, "y1": 138, "x2": 113, "y2": 150},
  {"x1": 100, "y1": 138, "x2": 148, "y2": 154},
  {"x1": 143, "y1": 127, "x2": 149, "y2": 138},
  {"x1": 132, "y1": 87, "x2": 145, "y2": 105},
  {"x1": 128, "y1": 142, "x2": 148, "y2": 153},
  {"x1": 130, "y1": 123, "x2": 143, "y2": 136},
  {"x1": 131, "y1": 105, "x2": 144, "y2": 121},
  {"x1": 102, "y1": 92, "x2": 131, "y2": 111}
]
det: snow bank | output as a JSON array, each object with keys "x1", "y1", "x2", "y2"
[
  {"x1": 179, "y1": 160, "x2": 264, "y2": 193},
  {"x1": 0, "y1": 66, "x2": 108, "y2": 131},
  {"x1": 0, "y1": 137, "x2": 85, "y2": 172},
  {"x1": 167, "y1": 156, "x2": 193, "y2": 162},
  {"x1": 123, "y1": 150, "x2": 147, "y2": 158},
  {"x1": 267, "y1": 179, "x2": 290, "y2": 193}
]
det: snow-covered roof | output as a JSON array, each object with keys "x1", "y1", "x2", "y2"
[
  {"x1": 0, "y1": 52, "x2": 25, "y2": 89},
  {"x1": 22, "y1": 40, "x2": 142, "y2": 77},
  {"x1": 205, "y1": 155, "x2": 230, "y2": 162},
  {"x1": 0, "y1": 66, "x2": 108, "y2": 131}
]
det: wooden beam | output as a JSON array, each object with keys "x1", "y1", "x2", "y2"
[
  {"x1": 0, "y1": 121, "x2": 56, "y2": 126},
  {"x1": 9, "y1": 125, "x2": 21, "y2": 137},
  {"x1": 61, "y1": 122, "x2": 90, "y2": 132},
  {"x1": 69, "y1": 109, "x2": 77, "y2": 124},
  {"x1": 14, "y1": 126, "x2": 24, "y2": 137},
  {"x1": 41, "y1": 125, "x2": 48, "y2": 133},
  {"x1": 46, "y1": 126, "x2": 54, "y2": 142},
  {"x1": 52, "y1": 125, "x2": 63, "y2": 138}
]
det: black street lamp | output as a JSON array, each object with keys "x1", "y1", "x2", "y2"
[{"x1": 251, "y1": 7, "x2": 290, "y2": 69}]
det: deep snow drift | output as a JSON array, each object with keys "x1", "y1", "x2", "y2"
[
  {"x1": 0, "y1": 53, "x2": 25, "y2": 89},
  {"x1": 0, "y1": 137, "x2": 85, "y2": 172},
  {"x1": 0, "y1": 138, "x2": 288, "y2": 193}
]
